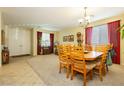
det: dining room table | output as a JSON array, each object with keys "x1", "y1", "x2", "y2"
[
  {"x1": 66, "y1": 51, "x2": 103, "y2": 61},
  {"x1": 84, "y1": 51, "x2": 103, "y2": 61}
]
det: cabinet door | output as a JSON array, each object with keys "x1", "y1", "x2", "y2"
[
  {"x1": 8, "y1": 28, "x2": 21, "y2": 56},
  {"x1": 8, "y1": 27, "x2": 31, "y2": 56},
  {"x1": 21, "y1": 29, "x2": 31, "y2": 55}
]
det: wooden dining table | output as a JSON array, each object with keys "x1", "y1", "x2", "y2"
[
  {"x1": 66, "y1": 51, "x2": 103, "y2": 61},
  {"x1": 84, "y1": 51, "x2": 103, "y2": 61}
]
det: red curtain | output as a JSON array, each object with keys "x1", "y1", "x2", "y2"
[
  {"x1": 85, "y1": 27, "x2": 92, "y2": 44},
  {"x1": 108, "y1": 20, "x2": 120, "y2": 64},
  {"x1": 50, "y1": 33, "x2": 54, "y2": 53},
  {"x1": 37, "y1": 32, "x2": 42, "y2": 55}
]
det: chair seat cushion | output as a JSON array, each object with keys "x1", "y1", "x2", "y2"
[
  {"x1": 86, "y1": 63, "x2": 96, "y2": 70},
  {"x1": 87, "y1": 61, "x2": 101, "y2": 69},
  {"x1": 74, "y1": 63, "x2": 96, "y2": 73}
]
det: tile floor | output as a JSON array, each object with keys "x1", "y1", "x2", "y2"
[
  {"x1": 0, "y1": 56, "x2": 45, "y2": 86},
  {"x1": 0, "y1": 55, "x2": 124, "y2": 86}
]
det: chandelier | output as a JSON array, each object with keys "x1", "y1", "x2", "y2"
[{"x1": 78, "y1": 7, "x2": 92, "y2": 28}]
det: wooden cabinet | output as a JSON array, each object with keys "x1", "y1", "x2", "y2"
[
  {"x1": 42, "y1": 47, "x2": 50, "y2": 55},
  {"x1": 8, "y1": 27, "x2": 31, "y2": 56},
  {"x1": 2, "y1": 47, "x2": 9, "y2": 64},
  {"x1": 54, "y1": 47, "x2": 58, "y2": 55}
]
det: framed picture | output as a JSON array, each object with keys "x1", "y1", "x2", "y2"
[
  {"x1": 68, "y1": 35, "x2": 74, "y2": 42},
  {"x1": 63, "y1": 36, "x2": 68, "y2": 42}
]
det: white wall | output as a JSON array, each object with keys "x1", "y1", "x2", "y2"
[
  {"x1": 32, "y1": 28, "x2": 37, "y2": 56},
  {"x1": 0, "y1": 12, "x2": 2, "y2": 67},
  {"x1": 0, "y1": 11, "x2": 5, "y2": 66}
]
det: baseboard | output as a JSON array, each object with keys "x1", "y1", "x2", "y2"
[{"x1": 11, "y1": 54, "x2": 31, "y2": 57}]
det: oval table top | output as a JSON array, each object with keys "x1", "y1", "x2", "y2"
[
  {"x1": 66, "y1": 51, "x2": 103, "y2": 61},
  {"x1": 84, "y1": 51, "x2": 103, "y2": 61}
]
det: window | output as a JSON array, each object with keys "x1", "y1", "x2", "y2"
[
  {"x1": 41, "y1": 33, "x2": 50, "y2": 47},
  {"x1": 92, "y1": 24, "x2": 108, "y2": 45}
]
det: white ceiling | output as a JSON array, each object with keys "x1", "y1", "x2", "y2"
[{"x1": 1, "y1": 7, "x2": 124, "y2": 31}]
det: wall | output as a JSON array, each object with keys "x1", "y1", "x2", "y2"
[
  {"x1": 0, "y1": 12, "x2": 2, "y2": 67},
  {"x1": 0, "y1": 12, "x2": 5, "y2": 66},
  {"x1": 57, "y1": 13, "x2": 124, "y2": 65},
  {"x1": 58, "y1": 27, "x2": 85, "y2": 45},
  {"x1": 4, "y1": 25, "x2": 9, "y2": 47},
  {"x1": 1, "y1": 13, "x2": 4, "y2": 31},
  {"x1": 31, "y1": 28, "x2": 58, "y2": 56},
  {"x1": 1, "y1": 12, "x2": 5, "y2": 47}
]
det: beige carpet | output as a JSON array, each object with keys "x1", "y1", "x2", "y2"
[{"x1": 27, "y1": 54, "x2": 124, "y2": 86}]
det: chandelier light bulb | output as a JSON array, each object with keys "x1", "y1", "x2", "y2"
[
  {"x1": 78, "y1": 19, "x2": 83, "y2": 23},
  {"x1": 78, "y1": 7, "x2": 93, "y2": 28}
]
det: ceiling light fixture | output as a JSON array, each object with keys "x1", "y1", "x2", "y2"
[{"x1": 78, "y1": 7, "x2": 93, "y2": 28}]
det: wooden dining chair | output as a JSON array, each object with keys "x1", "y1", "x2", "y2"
[
  {"x1": 93, "y1": 46, "x2": 108, "y2": 81},
  {"x1": 107, "y1": 43, "x2": 113, "y2": 50},
  {"x1": 94, "y1": 45, "x2": 105, "y2": 52},
  {"x1": 57, "y1": 45, "x2": 71, "y2": 78},
  {"x1": 70, "y1": 52, "x2": 96, "y2": 86},
  {"x1": 110, "y1": 44, "x2": 113, "y2": 50},
  {"x1": 73, "y1": 46, "x2": 84, "y2": 53},
  {"x1": 85, "y1": 44, "x2": 93, "y2": 51},
  {"x1": 95, "y1": 44, "x2": 110, "y2": 72}
]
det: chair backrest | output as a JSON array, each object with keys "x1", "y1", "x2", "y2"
[
  {"x1": 73, "y1": 46, "x2": 84, "y2": 54},
  {"x1": 59, "y1": 53, "x2": 70, "y2": 62},
  {"x1": 57, "y1": 45, "x2": 70, "y2": 62},
  {"x1": 85, "y1": 44, "x2": 93, "y2": 51},
  {"x1": 110, "y1": 44, "x2": 113, "y2": 49},
  {"x1": 101, "y1": 46, "x2": 108, "y2": 64},
  {"x1": 107, "y1": 43, "x2": 113, "y2": 50},
  {"x1": 57, "y1": 45, "x2": 63, "y2": 60},
  {"x1": 70, "y1": 52, "x2": 86, "y2": 71},
  {"x1": 94, "y1": 45, "x2": 108, "y2": 66},
  {"x1": 95, "y1": 45, "x2": 107, "y2": 52},
  {"x1": 57, "y1": 45, "x2": 64, "y2": 55}
]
